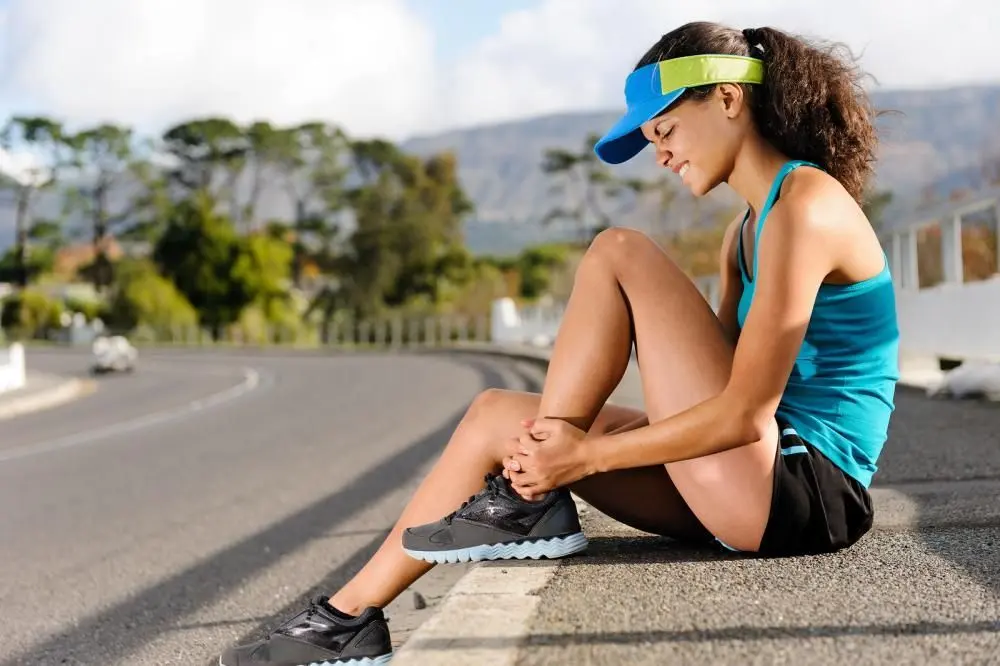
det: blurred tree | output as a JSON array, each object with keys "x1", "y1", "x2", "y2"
[
  {"x1": 161, "y1": 117, "x2": 248, "y2": 209},
  {"x1": 276, "y1": 122, "x2": 349, "y2": 287},
  {"x1": 540, "y1": 132, "x2": 634, "y2": 243},
  {"x1": 862, "y1": 187, "x2": 894, "y2": 232},
  {"x1": 63, "y1": 123, "x2": 139, "y2": 291},
  {"x1": 335, "y1": 143, "x2": 474, "y2": 318},
  {"x1": 515, "y1": 244, "x2": 568, "y2": 300},
  {"x1": 0, "y1": 288, "x2": 65, "y2": 339},
  {"x1": 234, "y1": 231, "x2": 294, "y2": 323},
  {"x1": 104, "y1": 259, "x2": 198, "y2": 333},
  {"x1": 0, "y1": 116, "x2": 68, "y2": 287},
  {"x1": 152, "y1": 193, "x2": 257, "y2": 339}
]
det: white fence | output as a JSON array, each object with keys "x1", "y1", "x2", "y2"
[
  {"x1": 0, "y1": 343, "x2": 26, "y2": 395},
  {"x1": 490, "y1": 297, "x2": 564, "y2": 346},
  {"x1": 882, "y1": 195, "x2": 1000, "y2": 362}
]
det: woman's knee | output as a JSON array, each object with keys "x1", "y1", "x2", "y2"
[
  {"x1": 461, "y1": 389, "x2": 537, "y2": 461},
  {"x1": 585, "y1": 228, "x2": 669, "y2": 275},
  {"x1": 465, "y1": 388, "x2": 536, "y2": 428}
]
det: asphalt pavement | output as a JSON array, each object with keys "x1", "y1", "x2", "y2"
[{"x1": 0, "y1": 347, "x2": 543, "y2": 666}]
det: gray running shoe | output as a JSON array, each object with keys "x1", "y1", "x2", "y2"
[
  {"x1": 218, "y1": 596, "x2": 391, "y2": 666},
  {"x1": 402, "y1": 473, "x2": 588, "y2": 563}
]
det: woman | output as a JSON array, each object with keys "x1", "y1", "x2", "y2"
[{"x1": 220, "y1": 21, "x2": 899, "y2": 666}]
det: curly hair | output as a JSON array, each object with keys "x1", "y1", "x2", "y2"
[{"x1": 636, "y1": 22, "x2": 878, "y2": 204}]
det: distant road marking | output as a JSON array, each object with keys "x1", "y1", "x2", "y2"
[{"x1": 0, "y1": 368, "x2": 263, "y2": 464}]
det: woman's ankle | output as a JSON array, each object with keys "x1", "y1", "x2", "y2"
[{"x1": 325, "y1": 592, "x2": 364, "y2": 617}]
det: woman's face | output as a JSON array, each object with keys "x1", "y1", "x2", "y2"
[{"x1": 639, "y1": 83, "x2": 750, "y2": 196}]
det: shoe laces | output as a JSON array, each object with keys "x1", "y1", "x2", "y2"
[
  {"x1": 444, "y1": 474, "x2": 507, "y2": 524},
  {"x1": 270, "y1": 597, "x2": 330, "y2": 638}
]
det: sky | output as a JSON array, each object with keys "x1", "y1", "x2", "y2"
[{"x1": 0, "y1": 0, "x2": 998, "y2": 149}]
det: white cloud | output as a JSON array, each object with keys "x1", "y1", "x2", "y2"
[
  {"x1": 0, "y1": 0, "x2": 437, "y2": 139},
  {"x1": 435, "y1": 0, "x2": 1000, "y2": 132},
  {"x1": 0, "y1": 0, "x2": 997, "y2": 140}
]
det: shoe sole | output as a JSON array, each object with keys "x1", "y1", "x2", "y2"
[
  {"x1": 219, "y1": 654, "x2": 392, "y2": 666},
  {"x1": 403, "y1": 531, "x2": 588, "y2": 563}
]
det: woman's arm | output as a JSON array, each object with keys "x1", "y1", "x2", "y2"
[{"x1": 582, "y1": 192, "x2": 837, "y2": 474}]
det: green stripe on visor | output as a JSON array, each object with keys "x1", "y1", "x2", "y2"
[{"x1": 657, "y1": 54, "x2": 764, "y2": 94}]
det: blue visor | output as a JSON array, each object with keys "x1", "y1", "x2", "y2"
[{"x1": 594, "y1": 54, "x2": 764, "y2": 165}]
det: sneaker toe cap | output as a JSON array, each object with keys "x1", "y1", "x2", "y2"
[
  {"x1": 219, "y1": 640, "x2": 265, "y2": 665},
  {"x1": 403, "y1": 521, "x2": 452, "y2": 548}
]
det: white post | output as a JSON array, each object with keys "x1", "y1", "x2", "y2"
[
  {"x1": 889, "y1": 232, "x2": 903, "y2": 287},
  {"x1": 0, "y1": 342, "x2": 26, "y2": 394},
  {"x1": 903, "y1": 229, "x2": 920, "y2": 290},
  {"x1": 424, "y1": 317, "x2": 436, "y2": 346},
  {"x1": 391, "y1": 317, "x2": 403, "y2": 349},
  {"x1": 490, "y1": 298, "x2": 522, "y2": 345},
  {"x1": 995, "y1": 202, "x2": 1000, "y2": 277},
  {"x1": 11, "y1": 343, "x2": 24, "y2": 389},
  {"x1": 942, "y1": 213, "x2": 964, "y2": 284}
]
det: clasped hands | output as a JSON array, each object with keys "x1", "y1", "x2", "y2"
[{"x1": 501, "y1": 417, "x2": 592, "y2": 500}]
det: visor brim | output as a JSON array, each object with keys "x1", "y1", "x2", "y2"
[{"x1": 593, "y1": 89, "x2": 685, "y2": 165}]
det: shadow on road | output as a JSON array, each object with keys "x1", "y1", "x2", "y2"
[
  {"x1": 1, "y1": 355, "x2": 537, "y2": 666},
  {"x1": 878, "y1": 386, "x2": 1000, "y2": 602},
  {"x1": 408, "y1": 618, "x2": 1000, "y2": 652}
]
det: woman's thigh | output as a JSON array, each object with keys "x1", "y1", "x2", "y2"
[{"x1": 584, "y1": 228, "x2": 779, "y2": 552}]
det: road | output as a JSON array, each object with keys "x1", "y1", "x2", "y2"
[{"x1": 0, "y1": 348, "x2": 544, "y2": 666}]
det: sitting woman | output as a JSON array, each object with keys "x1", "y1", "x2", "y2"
[{"x1": 220, "y1": 20, "x2": 899, "y2": 666}]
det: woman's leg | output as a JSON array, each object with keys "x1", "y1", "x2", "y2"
[
  {"x1": 331, "y1": 226, "x2": 777, "y2": 613},
  {"x1": 329, "y1": 388, "x2": 705, "y2": 615},
  {"x1": 535, "y1": 228, "x2": 779, "y2": 552}
]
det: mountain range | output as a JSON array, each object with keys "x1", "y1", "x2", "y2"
[{"x1": 3, "y1": 83, "x2": 1000, "y2": 258}]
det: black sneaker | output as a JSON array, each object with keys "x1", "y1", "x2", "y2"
[
  {"x1": 218, "y1": 596, "x2": 392, "y2": 666},
  {"x1": 402, "y1": 473, "x2": 588, "y2": 563}
]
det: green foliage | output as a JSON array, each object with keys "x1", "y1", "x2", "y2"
[
  {"x1": 104, "y1": 259, "x2": 198, "y2": 333},
  {"x1": 446, "y1": 259, "x2": 510, "y2": 317},
  {"x1": 0, "y1": 109, "x2": 532, "y2": 337},
  {"x1": 235, "y1": 232, "x2": 295, "y2": 328},
  {"x1": 236, "y1": 232, "x2": 293, "y2": 303},
  {"x1": 152, "y1": 194, "x2": 256, "y2": 337},
  {"x1": 862, "y1": 188, "x2": 894, "y2": 231},
  {"x1": 515, "y1": 244, "x2": 568, "y2": 300},
  {"x1": 340, "y1": 144, "x2": 474, "y2": 317},
  {"x1": 64, "y1": 295, "x2": 104, "y2": 322},
  {"x1": 161, "y1": 117, "x2": 248, "y2": 195},
  {"x1": 0, "y1": 289, "x2": 65, "y2": 339},
  {"x1": 0, "y1": 246, "x2": 55, "y2": 283}
]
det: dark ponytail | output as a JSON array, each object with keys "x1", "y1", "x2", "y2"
[{"x1": 636, "y1": 22, "x2": 878, "y2": 204}]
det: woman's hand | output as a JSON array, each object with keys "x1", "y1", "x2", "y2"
[{"x1": 501, "y1": 417, "x2": 592, "y2": 498}]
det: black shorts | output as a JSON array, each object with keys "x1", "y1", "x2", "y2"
[{"x1": 718, "y1": 421, "x2": 875, "y2": 557}]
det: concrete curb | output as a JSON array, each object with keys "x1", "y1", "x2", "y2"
[
  {"x1": 390, "y1": 562, "x2": 558, "y2": 666},
  {"x1": 389, "y1": 344, "x2": 558, "y2": 665},
  {"x1": 0, "y1": 377, "x2": 96, "y2": 422},
  {"x1": 395, "y1": 345, "x2": 649, "y2": 664}
]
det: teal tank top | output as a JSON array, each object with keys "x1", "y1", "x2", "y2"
[{"x1": 736, "y1": 160, "x2": 900, "y2": 488}]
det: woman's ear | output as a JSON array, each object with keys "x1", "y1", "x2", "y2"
[{"x1": 715, "y1": 83, "x2": 747, "y2": 119}]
